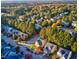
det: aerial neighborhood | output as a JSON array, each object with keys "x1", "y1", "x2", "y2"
[{"x1": 1, "y1": 1, "x2": 77, "y2": 59}]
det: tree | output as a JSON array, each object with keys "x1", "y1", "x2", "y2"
[
  {"x1": 52, "y1": 23, "x2": 57, "y2": 30},
  {"x1": 42, "y1": 20, "x2": 48, "y2": 27},
  {"x1": 21, "y1": 23, "x2": 27, "y2": 33},
  {"x1": 74, "y1": 26, "x2": 77, "y2": 32},
  {"x1": 47, "y1": 20, "x2": 53, "y2": 26},
  {"x1": 40, "y1": 27, "x2": 47, "y2": 39},
  {"x1": 46, "y1": 27, "x2": 53, "y2": 42},
  {"x1": 71, "y1": 41, "x2": 77, "y2": 52},
  {"x1": 62, "y1": 16, "x2": 65, "y2": 21},
  {"x1": 40, "y1": 27, "x2": 76, "y2": 50},
  {"x1": 26, "y1": 22, "x2": 34, "y2": 37},
  {"x1": 14, "y1": 21, "x2": 19, "y2": 27},
  {"x1": 68, "y1": 14, "x2": 73, "y2": 22}
]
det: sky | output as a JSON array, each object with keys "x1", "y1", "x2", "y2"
[{"x1": 1, "y1": 0, "x2": 76, "y2": 2}]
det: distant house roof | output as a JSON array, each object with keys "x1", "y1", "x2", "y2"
[
  {"x1": 61, "y1": 52, "x2": 72, "y2": 59},
  {"x1": 44, "y1": 43, "x2": 57, "y2": 54},
  {"x1": 3, "y1": 46, "x2": 11, "y2": 54},
  {"x1": 41, "y1": 39, "x2": 47, "y2": 48},
  {"x1": 36, "y1": 18, "x2": 42, "y2": 23},
  {"x1": 44, "y1": 47, "x2": 51, "y2": 54},
  {"x1": 3, "y1": 25, "x2": 17, "y2": 35},
  {"x1": 62, "y1": 20, "x2": 70, "y2": 27},
  {"x1": 69, "y1": 31, "x2": 77, "y2": 38},
  {"x1": 64, "y1": 12, "x2": 69, "y2": 15},
  {"x1": 2, "y1": 24, "x2": 28, "y2": 37},
  {"x1": 35, "y1": 24, "x2": 42, "y2": 30},
  {"x1": 57, "y1": 48, "x2": 72, "y2": 59},
  {"x1": 59, "y1": 27, "x2": 65, "y2": 31},
  {"x1": 60, "y1": 49, "x2": 66, "y2": 56},
  {"x1": 50, "y1": 18, "x2": 56, "y2": 22},
  {"x1": 1, "y1": 24, "x2": 5, "y2": 29},
  {"x1": 60, "y1": 13, "x2": 64, "y2": 17}
]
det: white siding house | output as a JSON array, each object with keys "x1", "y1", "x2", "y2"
[{"x1": 57, "y1": 48, "x2": 72, "y2": 59}]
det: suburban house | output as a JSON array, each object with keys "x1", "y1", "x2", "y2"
[
  {"x1": 1, "y1": 25, "x2": 14, "y2": 38},
  {"x1": 2, "y1": 24, "x2": 29, "y2": 40},
  {"x1": 1, "y1": 40, "x2": 15, "y2": 59},
  {"x1": 19, "y1": 33, "x2": 28, "y2": 41},
  {"x1": 61, "y1": 20, "x2": 70, "y2": 27},
  {"x1": 1, "y1": 26, "x2": 5, "y2": 33},
  {"x1": 20, "y1": 32, "x2": 28, "y2": 40},
  {"x1": 34, "y1": 38, "x2": 47, "y2": 54},
  {"x1": 57, "y1": 48, "x2": 72, "y2": 59},
  {"x1": 1, "y1": 46, "x2": 11, "y2": 59},
  {"x1": 56, "y1": 15, "x2": 60, "y2": 19},
  {"x1": 44, "y1": 43, "x2": 57, "y2": 54},
  {"x1": 6, "y1": 51, "x2": 23, "y2": 59},
  {"x1": 34, "y1": 38, "x2": 57, "y2": 54},
  {"x1": 1, "y1": 38, "x2": 23, "y2": 59},
  {"x1": 5, "y1": 26, "x2": 13, "y2": 34},
  {"x1": 2, "y1": 25, "x2": 18, "y2": 35},
  {"x1": 34, "y1": 39, "x2": 42, "y2": 54}
]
